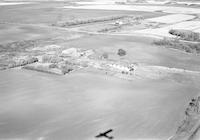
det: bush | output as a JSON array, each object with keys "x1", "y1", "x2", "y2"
[
  {"x1": 27, "y1": 57, "x2": 38, "y2": 64},
  {"x1": 53, "y1": 15, "x2": 135, "y2": 27},
  {"x1": 169, "y1": 29, "x2": 200, "y2": 42},
  {"x1": 117, "y1": 49, "x2": 126, "y2": 56},
  {"x1": 8, "y1": 62, "x2": 17, "y2": 68},
  {"x1": 7, "y1": 57, "x2": 38, "y2": 68},
  {"x1": 153, "y1": 38, "x2": 178, "y2": 46},
  {"x1": 19, "y1": 59, "x2": 27, "y2": 66},
  {"x1": 101, "y1": 52, "x2": 109, "y2": 59},
  {"x1": 19, "y1": 57, "x2": 38, "y2": 66},
  {"x1": 60, "y1": 65, "x2": 73, "y2": 74}
]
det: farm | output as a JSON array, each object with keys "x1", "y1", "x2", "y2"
[{"x1": 0, "y1": 1, "x2": 200, "y2": 140}]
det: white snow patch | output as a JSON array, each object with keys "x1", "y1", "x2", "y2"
[
  {"x1": 135, "y1": 28, "x2": 174, "y2": 38},
  {"x1": 62, "y1": 48, "x2": 81, "y2": 57},
  {"x1": 147, "y1": 14, "x2": 195, "y2": 24},
  {"x1": 147, "y1": 0, "x2": 170, "y2": 5},
  {"x1": 195, "y1": 28, "x2": 200, "y2": 33},
  {"x1": 135, "y1": 21, "x2": 200, "y2": 37},
  {"x1": 32, "y1": 45, "x2": 61, "y2": 51},
  {"x1": 175, "y1": 1, "x2": 200, "y2": 6},
  {"x1": 75, "y1": 0, "x2": 115, "y2": 5},
  {"x1": 61, "y1": 48, "x2": 94, "y2": 58},
  {"x1": 169, "y1": 21, "x2": 200, "y2": 31},
  {"x1": 37, "y1": 137, "x2": 45, "y2": 140}
]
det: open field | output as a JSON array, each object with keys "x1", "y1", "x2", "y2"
[
  {"x1": 0, "y1": 2, "x2": 31, "y2": 6},
  {"x1": 63, "y1": 4, "x2": 200, "y2": 14},
  {"x1": 0, "y1": 2, "x2": 164, "y2": 25},
  {"x1": 0, "y1": 69, "x2": 200, "y2": 140},
  {"x1": 60, "y1": 4, "x2": 200, "y2": 40},
  {"x1": 1, "y1": 1, "x2": 200, "y2": 140}
]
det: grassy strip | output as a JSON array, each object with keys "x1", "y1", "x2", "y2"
[
  {"x1": 0, "y1": 39, "x2": 44, "y2": 53},
  {"x1": 98, "y1": 26, "x2": 121, "y2": 33},
  {"x1": 171, "y1": 96, "x2": 200, "y2": 140},
  {"x1": 8, "y1": 57, "x2": 38, "y2": 69},
  {"x1": 23, "y1": 65, "x2": 63, "y2": 75},
  {"x1": 52, "y1": 15, "x2": 132, "y2": 27},
  {"x1": 23, "y1": 62, "x2": 74, "y2": 75},
  {"x1": 153, "y1": 38, "x2": 200, "y2": 54}
]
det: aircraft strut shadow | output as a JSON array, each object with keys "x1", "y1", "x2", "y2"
[{"x1": 95, "y1": 129, "x2": 114, "y2": 139}]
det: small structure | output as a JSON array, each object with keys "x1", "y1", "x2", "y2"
[
  {"x1": 115, "y1": 20, "x2": 124, "y2": 25},
  {"x1": 62, "y1": 48, "x2": 81, "y2": 57},
  {"x1": 61, "y1": 48, "x2": 94, "y2": 58}
]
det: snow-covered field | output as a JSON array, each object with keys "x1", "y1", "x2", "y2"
[
  {"x1": 168, "y1": 21, "x2": 200, "y2": 31},
  {"x1": 135, "y1": 21, "x2": 200, "y2": 37},
  {"x1": 63, "y1": 4, "x2": 200, "y2": 14},
  {"x1": 75, "y1": 0, "x2": 116, "y2": 5},
  {"x1": 175, "y1": 1, "x2": 200, "y2": 6},
  {"x1": 0, "y1": 2, "x2": 30, "y2": 6},
  {"x1": 146, "y1": 0, "x2": 170, "y2": 5},
  {"x1": 146, "y1": 0, "x2": 200, "y2": 5},
  {"x1": 147, "y1": 14, "x2": 195, "y2": 24}
]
